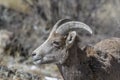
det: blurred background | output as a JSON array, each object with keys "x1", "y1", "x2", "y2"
[{"x1": 0, "y1": 0, "x2": 120, "y2": 80}]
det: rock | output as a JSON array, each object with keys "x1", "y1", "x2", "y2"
[
  {"x1": 0, "y1": 30, "x2": 29, "y2": 68},
  {"x1": 0, "y1": 66, "x2": 41, "y2": 80},
  {"x1": 0, "y1": 30, "x2": 13, "y2": 55},
  {"x1": 0, "y1": 30, "x2": 28, "y2": 58}
]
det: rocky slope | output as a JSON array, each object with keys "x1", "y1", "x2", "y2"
[{"x1": 0, "y1": 0, "x2": 120, "y2": 80}]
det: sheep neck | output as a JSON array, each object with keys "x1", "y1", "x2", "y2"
[{"x1": 57, "y1": 41, "x2": 93, "y2": 80}]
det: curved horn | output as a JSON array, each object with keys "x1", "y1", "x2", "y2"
[
  {"x1": 51, "y1": 19, "x2": 72, "y2": 33},
  {"x1": 56, "y1": 21, "x2": 93, "y2": 35}
]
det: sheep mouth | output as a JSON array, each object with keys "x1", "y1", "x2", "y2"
[
  {"x1": 33, "y1": 59, "x2": 54, "y2": 65},
  {"x1": 33, "y1": 58, "x2": 42, "y2": 64},
  {"x1": 33, "y1": 57, "x2": 56, "y2": 64}
]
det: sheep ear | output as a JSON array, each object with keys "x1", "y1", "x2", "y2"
[{"x1": 66, "y1": 31, "x2": 77, "y2": 48}]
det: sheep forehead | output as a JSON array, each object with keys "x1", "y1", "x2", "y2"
[{"x1": 48, "y1": 32, "x2": 65, "y2": 42}]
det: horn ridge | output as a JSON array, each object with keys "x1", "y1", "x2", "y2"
[
  {"x1": 56, "y1": 21, "x2": 93, "y2": 35},
  {"x1": 51, "y1": 18, "x2": 72, "y2": 32}
]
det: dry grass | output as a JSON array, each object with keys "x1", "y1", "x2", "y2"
[{"x1": 0, "y1": 0, "x2": 32, "y2": 13}]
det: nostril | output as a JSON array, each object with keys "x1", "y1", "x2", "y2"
[{"x1": 32, "y1": 52, "x2": 36, "y2": 57}]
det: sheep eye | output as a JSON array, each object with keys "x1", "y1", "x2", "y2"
[{"x1": 52, "y1": 41, "x2": 60, "y2": 47}]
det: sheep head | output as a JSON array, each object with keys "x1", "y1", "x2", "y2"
[{"x1": 32, "y1": 19, "x2": 93, "y2": 65}]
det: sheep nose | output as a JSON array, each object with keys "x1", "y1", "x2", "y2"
[{"x1": 32, "y1": 52, "x2": 36, "y2": 57}]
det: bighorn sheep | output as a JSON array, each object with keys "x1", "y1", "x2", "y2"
[{"x1": 32, "y1": 19, "x2": 120, "y2": 80}]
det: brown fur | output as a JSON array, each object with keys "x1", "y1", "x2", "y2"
[
  {"x1": 57, "y1": 37, "x2": 120, "y2": 80},
  {"x1": 32, "y1": 19, "x2": 120, "y2": 80}
]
